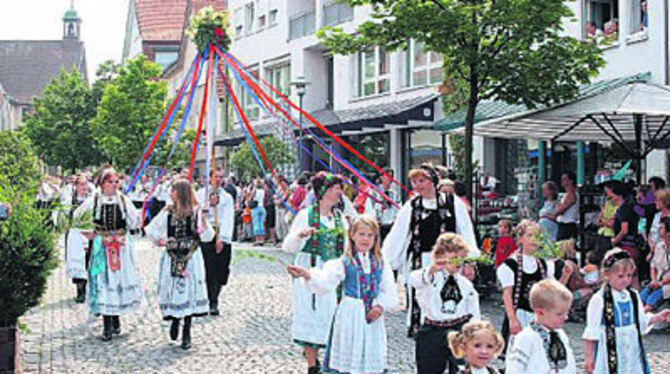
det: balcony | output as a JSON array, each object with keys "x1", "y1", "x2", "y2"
[
  {"x1": 322, "y1": 2, "x2": 354, "y2": 27},
  {"x1": 289, "y1": 11, "x2": 316, "y2": 40}
]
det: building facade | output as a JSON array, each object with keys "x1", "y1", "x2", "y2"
[{"x1": 224, "y1": 0, "x2": 446, "y2": 184}]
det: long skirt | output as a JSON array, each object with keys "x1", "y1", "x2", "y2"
[
  {"x1": 65, "y1": 229, "x2": 88, "y2": 281},
  {"x1": 291, "y1": 252, "x2": 338, "y2": 347},
  {"x1": 88, "y1": 235, "x2": 144, "y2": 316},
  {"x1": 157, "y1": 248, "x2": 209, "y2": 320},
  {"x1": 324, "y1": 296, "x2": 387, "y2": 374}
]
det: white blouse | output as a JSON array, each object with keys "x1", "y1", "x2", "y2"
[
  {"x1": 496, "y1": 254, "x2": 555, "y2": 289},
  {"x1": 408, "y1": 268, "x2": 480, "y2": 322}
]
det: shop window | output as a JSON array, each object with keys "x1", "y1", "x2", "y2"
[
  {"x1": 359, "y1": 47, "x2": 390, "y2": 97},
  {"x1": 584, "y1": 0, "x2": 619, "y2": 46},
  {"x1": 245, "y1": 3, "x2": 255, "y2": 34},
  {"x1": 405, "y1": 40, "x2": 442, "y2": 87},
  {"x1": 630, "y1": 0, "x2": 648, "y2": 34}
]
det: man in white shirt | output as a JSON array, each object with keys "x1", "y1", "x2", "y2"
[{"x1": 196, "y1": 167, "x2": 235, "y2": 316}]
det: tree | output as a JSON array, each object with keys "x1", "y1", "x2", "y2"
[
  {"x1": 230, "y1": 136, "x2": 295, "y2": 180},
  {"x1": 0, "y1": 130, "x2": 41, "y2": 192},
  {"x1": 91, "y1": 55, "x2": 167, "y2": 171},
  {"x1": 318, "y1": 0, "x2": 603, "y2": 203},
  {"x1": 23, "y1": 69, "x2": 105, "y2": 172}
]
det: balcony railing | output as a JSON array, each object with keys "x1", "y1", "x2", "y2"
[
  {"x1": 289, "y1": 11, "x2": 316, "y2": 40},
  {"x1": 322, "y1": 2, "x2": 354, "y2": 27}
]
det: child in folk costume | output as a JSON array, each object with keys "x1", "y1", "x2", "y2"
[
  {"x1": 497, "y1": 220, "x2": 555, "y2": 355},
  {"x1": 507, "y1": 279, "x2": 577, "y2": 374},
  {"x1": 583, "y1": 248, "x2": 670, "y2": 374},
  {"x1": 282, "y1": 172, "x2": 349, "y2": 374},
  {"x1": 288, "y1": 215, "x2": 398, "y2": 374},
  {"x1": 63, "y1": 175, "x2": 92, "y2": 303},
  {"x1": 145, "y1": 179, "x2": 211, "y2": 350},
  {"x1": 409, "y1": 233, "x2": 481, "y2": 374},
  {"x1": 447, "y1": 320, "x2": 504, "y2": 374},
  {"x1": 74, "y1": 168, "x2": 144, "y2": 341}
]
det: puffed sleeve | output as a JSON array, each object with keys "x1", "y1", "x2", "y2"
[
  {"x1": 145, "y1": 209, "x2": 168, "y2": 244},
  {"x1": 220, "y1": 190, "x2": 234, "y2": 243},
  {"x1": 198, "y1": 207, "x2": 215, "y2": 243},
  {"x1": 506, "y1": 329, "x2": 536, "y2": 373},
  {"x1": 546, "y1": 260, "x2": 556, "y2": 280},
  {"x1": 123, "y1": 195, "x2": 142, "y2": 229},
  {"x1": 381, "y1": 200, "x2": 413, "y2": 271},
  {"x1": 306, "y1": 258, "x2": 345, "y2": 294},
  {"x1": 72, "y1": 195, "x2": 94, "y2": 223},
  {"x1": 373, "y1": 259, "x2": 399, "y2": 311},
  {"x1": 282, "y1": 209, "x2": 310, "y2": 253},
  {"x1": 496, "y1": 262, "x2": 515, "y2": 289},
  {"x1": 464, "y1": 280, "x2": 481, "y2": 320},
  {"x1": 453, "y1": 196, "x2": 480, "y2": 256},
  {"x1": 408, "y1": 267, "x2": 433, "y2": 290},
  {"x1": 583, "y1": 291, "x2": 604, "y2": 340}
]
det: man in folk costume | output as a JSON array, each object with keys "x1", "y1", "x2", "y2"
[
  {"x1": 382, "y1": 163, "x2": 479, "y2": 337},
  {"x1": 74, "y1": 168, "x2": 144, "y2": 341},
  {"x1": 195, "y1": 167, "x2": 234, "y2": 316}
]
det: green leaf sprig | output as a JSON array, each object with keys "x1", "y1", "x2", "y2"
[
  {"x1": 532, "y1": 230, "x2": 567, "y2": 260},
  {"x1": 449, "y1": 254, "x2": 495, "y2": 266}
]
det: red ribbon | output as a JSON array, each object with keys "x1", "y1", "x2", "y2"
[{"x1": 189, "y1": 45, "x2": 215, "y2": 181}]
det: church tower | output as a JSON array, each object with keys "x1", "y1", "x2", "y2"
[{"x1": 62, "y1": 1, "x2": 81, "y2": 40}]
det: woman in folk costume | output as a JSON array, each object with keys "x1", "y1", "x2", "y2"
[
  {"x1": 62, "y1": 175, "x2": 92, "y2": 303},
  {"x1": 74, "y1": 168, "x2": 144, "y2": 341},
  {"x1": 288, "y1": 215, "x2": 398, "y2": 374},
  {"x1": 382, "y1": 163, "x2": 479, "y2": 338},
  {"x1": 145, "y1": 179, "x2": 211, "y2": 350},
  {"x1": 282, "y1": 171, "x2": 349, "y2": 374}
]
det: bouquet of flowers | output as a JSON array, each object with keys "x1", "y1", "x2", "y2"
[{"x1": 185, "y1": 6, "x2": 232, "y2": 53}]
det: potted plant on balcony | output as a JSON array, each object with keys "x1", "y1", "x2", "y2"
[{"x1": 0, "y1": 131, "x2": 58, "y2": 373}]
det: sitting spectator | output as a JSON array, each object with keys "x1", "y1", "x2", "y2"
[
  {"x1": 641, "y1": 217, "x2": 670, "y2": 312},
  {"x1": 495, "y1": 219, "x2": 517, "y2": 267}
]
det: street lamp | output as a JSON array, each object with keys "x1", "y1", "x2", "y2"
[{"x1": 291, "y1": 76, "x2": 310, "y2": 172}]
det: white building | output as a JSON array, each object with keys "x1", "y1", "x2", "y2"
[{"x1": 224, "y1": 0, "x2": 447, "y2": 183}]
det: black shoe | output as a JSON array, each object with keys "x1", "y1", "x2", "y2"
[
  {"x1": 75, "y1": 283, "x2": 86, "y2": 303},
  {"x1": 170, "y1": 319, "x2": 180, "y2": 341},
  {"x1": 209, "y1": 306, "x2": 219, "y2": 316},
  {"x1": 307, "y1": 365, "x2": 320, "y2": 374},
  {"x1": 101, "y1": 316, "x2": 113, "y2": 342},
  {"x1": 111, "y1": 316, "x2": 121, "y2": 335},
  {"x1": 181, "y1": 317, "x2": 192, "y2": 350}
]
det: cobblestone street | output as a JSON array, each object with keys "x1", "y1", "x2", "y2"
[{"x1": 20, "y1": 237, "x2": 670, "y2": 373}]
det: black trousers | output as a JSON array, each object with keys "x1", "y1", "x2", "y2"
[
  {"x1": 380, "y1": 224, "x2": 392, "y2": 242},
  {"x1": 415, "y1": 323, "x2": 465, "y2": 374},
  {"x1": 200, "y1": 240, "x2": 232, "y2": 307},
  {"x1": 557, "y1": 222, "x2": 578, "y2": 241}
]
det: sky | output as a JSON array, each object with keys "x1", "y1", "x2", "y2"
[{"x1": 0, "y1": 0, "x2": 128, "y2": 82}]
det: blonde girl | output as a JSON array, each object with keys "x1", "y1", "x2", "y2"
[
  {"x1": 288, "y1": 215, "x2": 398, "y2": 374},
  {"x1": 496, "y1": 219, "x2": 555, "y2": 355},
  {"x1": 583, "y1": 248, "x2": 670, "y2": 373},
  {"x1": 448, "y1": 320, "x2": 503, "y2": 373}
]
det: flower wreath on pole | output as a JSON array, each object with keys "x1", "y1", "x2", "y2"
[{"x1": 186, "y1": 6, "x2": 232, "y2": 53}]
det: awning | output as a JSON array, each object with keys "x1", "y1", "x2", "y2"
[
  {"x1": 436, "y1": 72, "x2": 651, "y2": 134},
  {"x1": 215, "y1": 94, "x2": 439, "y2": 147}
]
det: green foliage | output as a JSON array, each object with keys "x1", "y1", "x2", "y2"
[
  {"x1": 91, "y1": 55, "x2": 167, "y2": 171},
  {"x1": 0, "y1": 186, "x2": 58, "y2": 326},
  {"x1": 23, "y1": 68, "x2": 105, "y2": 172},
  {"x1": 0, "y1": 130, "x2": 41, "y2": 192},
  {"x1": 318, "y1": 0, "x2": 604, "y2": 203},
  {"x1": 230, "y1": 136, "x2": 295, "y2": 180}
]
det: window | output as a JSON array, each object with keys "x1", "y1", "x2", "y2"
[
  {"x1": 245, "y1": 3, "x2": 255, "y2": 34},
  {"x1": 289, "y1": 11, "x2": 316, "y2": 40},
  {"x1": 256, "y1": 0, "x2": 267, "y2": 30},
  {"x1": 630, "y1": 0, "x2": 648, "y2": 34},
  {"x1": 405, "y1": 40, "x2": 442, "y2": 87},
  {"x1": 359, "y1": 47, "x2": 390, "y2": 97},
  {"x1": 266, "y1": 64, "x2": 291, "y2": 101},
  {"x1": 584, "y1": 0, "x2": 619, "y2": 45},
  {"x1": 322, "y1": 1, "x2": 354, "y2": 27},
  {"x1": 234, "y1": 8, "x2": 243, "y2": 37},
  {"x1": 155, "y1": 51, "x2": 179, "y2": 70},
  {"x1": 241, "y1": 68, "x2": 260, "y2": 120},
  {"x1": 269, "y1": 9, "x2": 278, "y2": 25}
]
